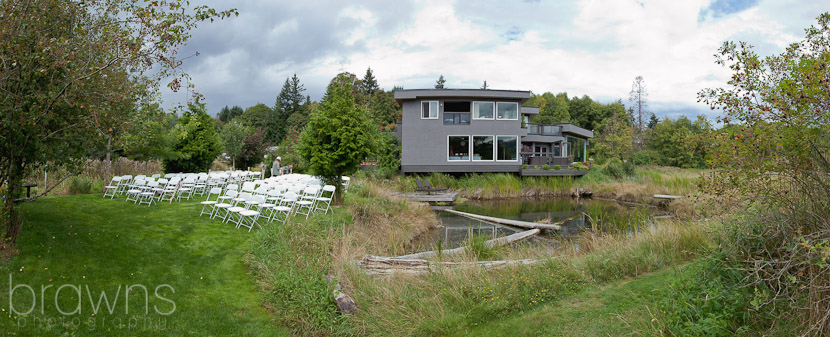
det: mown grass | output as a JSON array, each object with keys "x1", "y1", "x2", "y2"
[
  {"x1": 248, "y1": 177, "x2": 713, "y2": 336},
  {"x1": 0, "y1": 194, "x2": 285, "y2": 336}
]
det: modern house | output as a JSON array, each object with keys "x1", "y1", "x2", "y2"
[{"x1": 393, "y1": 89, "x2": 593, "y2": 174}]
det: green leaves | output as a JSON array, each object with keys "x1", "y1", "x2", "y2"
[{"x1": 299, "y1": 72, "x2": 377, "y2": 189}]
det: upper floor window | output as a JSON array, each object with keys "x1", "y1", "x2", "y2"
[
  {"x1": 497, "y1": 102, "x2": 518, "y2": 120},
  {"x1": 472, "y1": 102, "x2": 494, "y2": 120},
  {"x1": 421, "y1": 101, "x2": 438, "y2": 119}
]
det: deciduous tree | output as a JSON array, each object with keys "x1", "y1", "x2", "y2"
[{"x1": 0, "y1": 0, "x2": 234, "y2": 246}]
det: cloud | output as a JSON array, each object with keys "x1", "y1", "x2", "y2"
[{"x1": 161, "y1": 0, "x2": 825, "y2": 122}]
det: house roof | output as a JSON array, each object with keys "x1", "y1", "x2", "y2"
[{"x1": 394, "y1": 89, "x2": 532, "y2": 104}]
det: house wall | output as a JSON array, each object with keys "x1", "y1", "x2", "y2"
[{"x1": 400, "y1": 99, "x2": 525, "y2": 173}]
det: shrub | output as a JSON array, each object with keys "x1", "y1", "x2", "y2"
[
  {"x1": 68, "y1": 176, "x2": 95, "y2": 194},
  {"x1": 541, "y1": 164, "x2": 551, "y2": 170},
  {"x1": 572, "y1": 162, "x2": 588, "y2": 171},
  {"x1": 622, "y1": 160, "x2": 635, "y2": 176},
  {"x1": 630, "y1": 150, "x2": 662, "y2": 166},
  {"x1": 521, "y1": 164, "x2": 529, "y2": 169},
  {"x1": 553, "y1": 164, "x2": 561, "y2": 170},
  {"x1": 653, "y1": 255, "x2": 777, "y2": 336},
  {"x1": 602, "y1": 158, "x2": 626, "y2": 179}
]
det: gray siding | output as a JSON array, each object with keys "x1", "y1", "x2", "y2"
[{"x1": 400, "y1": 99, "x2": 524, "y2": 173}]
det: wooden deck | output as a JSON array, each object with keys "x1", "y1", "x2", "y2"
[
  {"x1": 394, "y1": 192, "x2": 459, "y2": 203},
  {"x1": 521, "y1": 169, "x2": 588, "y2": 177}
]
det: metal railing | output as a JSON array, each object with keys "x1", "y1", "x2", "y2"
[{"x1": 526, "y1": 124, "x2": 561, "y2": 136}]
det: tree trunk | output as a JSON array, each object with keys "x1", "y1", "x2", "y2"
[
  {"x1": 103, "y1": 138, "x2": 112, "y2": 193},
  {"x1": 3, "y1": 164, "x2": 23, "y2": 245}
]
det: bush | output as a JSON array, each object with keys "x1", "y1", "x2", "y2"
[
  {"x1": 602, "y1": 158, "x2": 626, "y2": 179},
  {"x1": 553, "y1": 164, "x2": 561, "y2": 170},
  {"x1": 572, "y1": 162, "x2": 588, "y2": 171},
  {"x1": 68, "y1": 176, "x2": 96, "y2": 194},
  {"x1": 630, "y1": 150, "x2": 662, "y2": 166},
  {"x1": 542, "y1": 164, "x2": 551, "y2": 170},
  {"x1": 622, "y1": 160, "x2": 635, "y2": 176},
  {"x1": 521, "y1": 164, "x2": 529, "y2": 169},
  {"x1": 653, "y1": 255, "x2": 777, "y2": 336}
]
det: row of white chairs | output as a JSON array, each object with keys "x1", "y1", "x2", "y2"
[{"x1": 199, "y1": 183, "x2": 337, "y2": 231}]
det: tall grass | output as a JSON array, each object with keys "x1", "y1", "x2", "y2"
[
  {"x1": 248, "y1": 177, "x2": 713, "y2": 336},
  {"x1": 24, "y1": 158, "x2": 162, "y2": 195}
]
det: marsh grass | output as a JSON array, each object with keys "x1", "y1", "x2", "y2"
[
  {"x1": 249, "y1": 174, "x2": 714, "y2": 336},
  {"x1": 395, "y1": 166, "x2": 705, "y2": 208}
]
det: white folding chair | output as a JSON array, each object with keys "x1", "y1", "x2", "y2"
[
  {"x1": 138, "y1": 181, "x2": 159, "y2": 207},
  {"x1": 236, "y1": 195, "x2": 265, "y2": 232},
  {"x1": 212, "y1": 190, "x2": 237, "y2": 220},
  {"x1": 314, "y1": 185, "x2": 336, "y2": 215},
  {"x1": 125, "y1": 179, "x2": 145, "y2": 203},
  {"x1": 103, "y1": 176, "x2": 121, "y2": 199},
  {"x1": 294, "y1": 186, "x2": 320, "y2": 219},
  {"x1": 199, "y1": 187, "x2": 222, "y2": 217},
  {"x1": 270, "y1": 192, "x2": 297, "y2": 224}
]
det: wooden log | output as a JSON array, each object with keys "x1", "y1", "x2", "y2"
[
  {"x1": 442, "y1": 209, "x2": 562, "y2": 230},
  {"x1": 653, "y1": 194, "x2": 682, "y2": 199},
  {"x1": 358, "y1": 255, "x2": 542, "y2": 275},
  {"x1": 394, "y1": 228, "x2": 540, "y2": 259}
]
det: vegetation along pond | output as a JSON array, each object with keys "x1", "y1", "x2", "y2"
[{"x1": 414, "y1": 197, "x2": 661, "y2": 251}]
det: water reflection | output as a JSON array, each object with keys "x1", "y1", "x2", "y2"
[{"x1": 415, "y1": 197, "x2": 654, "y2": 250}]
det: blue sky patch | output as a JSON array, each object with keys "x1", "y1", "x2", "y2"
[{"x1": 699, "y1": 0, "x2": 759, "y2": 22}]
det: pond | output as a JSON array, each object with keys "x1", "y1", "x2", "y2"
[{"x1": 412, "y1": 197, "x2": 660, "y2": 251}]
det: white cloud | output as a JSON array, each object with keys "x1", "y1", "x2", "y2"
[{"x1": 163, "y1": 0, "x2": 822, "y2": 120}]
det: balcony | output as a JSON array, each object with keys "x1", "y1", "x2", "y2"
[{"x1": 526, "y1": 124, "x2": 561, "y2": 136}]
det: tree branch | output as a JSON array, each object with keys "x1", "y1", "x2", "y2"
[{"x1": 13, "y1": 173, "x2": 75, "y2": 203}]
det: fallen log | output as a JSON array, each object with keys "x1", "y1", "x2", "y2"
[
  {"x1": 443, "y1": 209, "x2": 562, "y2": 230},
  {"x1": 358, "y1": 255, "x2": 542, "y2": 275},
  {"x1": 394, "y1": 228, "x2": 540, "y2": 259}
]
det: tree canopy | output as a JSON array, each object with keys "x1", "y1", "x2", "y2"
[
  {"x1": 0, "y1": 0, "x2": 234, "y2": 245},
  {"x1": 163, "y1": 102, "x2": 224, "y2": 173},
  {"x1": 298, "y1": 72, "x2": 376, "y2": 199}
]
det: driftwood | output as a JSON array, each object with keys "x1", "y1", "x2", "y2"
[
  {"x1": 442, "y1": 209, "x2": 562, "y2": 230},
  {"x1": 395, "y1": 228, "x2": 540, "y2": 259},
  {"x1": 358, "y1": 255, "x2": 542, "y2": 275},
  {"x1": 325, "y1": 275, "x2": 357, "y2": 314}
]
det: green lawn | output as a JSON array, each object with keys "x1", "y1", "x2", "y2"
[
  {"x1": 0, "y1": 194, "x2": 286, "y2": 336},
  {"x1": 453, "y1": 267, "x2": 676, "y2": 337}
]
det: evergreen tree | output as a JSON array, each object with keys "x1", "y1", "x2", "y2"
[
  {"x1": 217, "y1": 105, "x2": 243, "y2": 123},
  {"x1": 298, "y1": 72, "x2": 376, "y2": 201},
  {"x1": 273, "y1": 74, "x2": 306, "y2": 143},
  {"x1": 647, "y1": 113, "x2": 659, "y2": 128},
  {"x1": 360, "y1": 67, "x2": 379, "y2": 96},
  {"x1": 163, "y1": 101, "x2": 224, "y2": 173},
  {"x1": 435, "y1": 75, "x2": 446, "y2": 89},
  {"x1": 367, "y1": 89, "x2": 401, "y2": 126}
]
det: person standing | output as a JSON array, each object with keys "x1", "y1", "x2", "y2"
[{"x1": 273, "y1": 156, "x2": 282, "y2": 176}]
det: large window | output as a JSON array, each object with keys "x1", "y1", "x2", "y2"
[
  {"x1": 568, "y1": 136, "x2": 586, "y2": 162},
  {"x1": 443, "y1": 113, "x2": 470, "y2": 125},
  {"x1": 472, "y1": 102, "x2": 494, "y2": 120},
  {"x1": 497, "y1": 102, "x2": 518, "y2": 120},
  {"x1": 472, "y1": 136, "x2": 494, "y2": 161},
  {"x1": 421, "y1": 101, "x2": 438, "y2": 119},
  {"x1": 448, "y1": 136, "x2": 470, "y2": 161},
  {"x1": 497, "y1": 136, "x2": 518, "y2": 161}
]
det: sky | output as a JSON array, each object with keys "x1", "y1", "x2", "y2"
[{"x1": 163, "y1": 0, "x2": 826, "y2": 121}]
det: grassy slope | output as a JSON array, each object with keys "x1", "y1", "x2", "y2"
[
  {"x1": 0, "y1": 194, "x2": 286, "y2": 336},
  {"x1": 455, "y1": 267, "x2": 677, "y2": 336}
]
